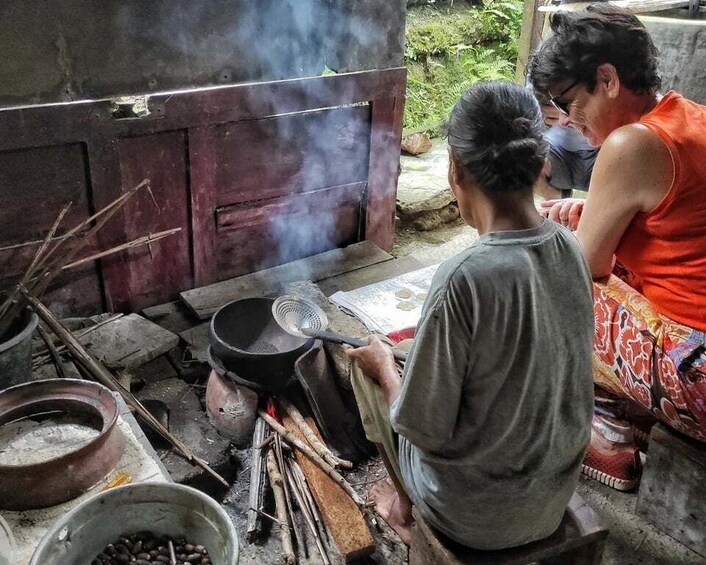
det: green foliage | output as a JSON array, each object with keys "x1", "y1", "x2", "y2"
[{"x1": 404, "y1": 0, "x2": 523, "y2": 134}]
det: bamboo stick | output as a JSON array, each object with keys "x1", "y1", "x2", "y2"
[
  {"x1": 0, "y1": 203, "x2": 72, "y2": 337},
  {"x1": 275, "y1": 436, "x2": 306, "y2": 560},
  {"x1": 291, "y1": 459, "x2": 324, "y2": 533},
  {"x1": 32, "y1": 313, "x2": 124, "y2": 363},
  {"x1": 21, "y1": 289, "x2": 229, "y2": 488},
  {"x1": 279, "y1": 398, "x2": 352, "y2": 469},
  {"x1": 30, "y1": 179, "x2": 150, "y2": 298},
  {"x1": 266, "y1": 450, "x2": 295, "y2": 565},
  {"x1": 59, "y1": 228, "x2": 181, "y2": 271},
  {"x1": 246, "y1": 417, "x2": 268, "y2": 542},
  {"x1": 0, "y1": 233, "x2": 77, "y2": 253},
  {"x1": 285, "y1": 458, "x2": 330, "y2": 565},
  {"x1": 36, "y1": 324, "x2": 68, "y2": 379},
  {"x1": 258, "y1": 410, "x2": 364, "y2": 506},
  {"x1": 0, "y1": 180, "x2": 149, "y2": 340},
  {"x1": 24, "y1": 202, "x2": 73, "y2": 281}
]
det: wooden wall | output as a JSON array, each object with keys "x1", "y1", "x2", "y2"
[{"x1": 0, "y1": 69, "x2": 406, "y2": 315}]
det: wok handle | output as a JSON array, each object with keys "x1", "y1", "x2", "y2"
[{"x1": 301, "y1": 329, "x2": 408, "y2": 362}]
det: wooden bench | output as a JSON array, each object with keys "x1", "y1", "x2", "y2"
[
  {"x1": 409, "y1": 492, "x2": 608, "y2": 565},
  {"x1": 636, "y1": 423, "x2": 706, "y2": 556}
]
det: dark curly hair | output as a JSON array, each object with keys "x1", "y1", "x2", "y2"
[
  {"x1": 447, "y1": 81, "x2": 547, "y2": 194},
  {"x1": 527, "y1": 4, "x2": 661, "y2": 97}
]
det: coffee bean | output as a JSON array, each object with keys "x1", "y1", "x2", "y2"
[
  {"x1": 115, "y1": 544, "x2": 131, "y2": 556},
  {"x1": 94, "y1": 532, "x2": 209, "y2": 565},
  {"x1": 120, "y1": 538, "x2": 133, "y2": 551}
]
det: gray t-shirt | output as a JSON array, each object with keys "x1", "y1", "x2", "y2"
[{"x1": 390, "y1": 219, "x2": 594, "y2": 550}]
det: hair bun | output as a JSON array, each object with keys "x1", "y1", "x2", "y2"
[{"x1": 511, "y1": 117, "x2": 532, "y2": 137}]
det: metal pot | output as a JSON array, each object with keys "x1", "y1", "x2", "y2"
[
  {"x1": 209, "y1": 297, "x2": 313, "y2": 391},
  {"x1": 0, "y1": 379, "x2": 125, "y2": 510},
  {"x1": 0, "y1": 308, "x2": 39, "y2": 391},
  {"x1": 30, "y1": 482, "x2": 239, "y2": 564}
]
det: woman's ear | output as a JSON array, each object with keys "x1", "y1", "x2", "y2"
[
  {"x1": 596, "y1": 63, "x2": 620, "y2": 99},
  {"x1": 448, "y1": 156, "x2": 461, "y2": 197}
]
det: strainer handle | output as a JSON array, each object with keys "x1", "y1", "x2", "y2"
[
  {"x1": 301, "y1": 328, "x2": 368, "y2": 348},
  {"x1": 300, "y1": 329, "x2": 408, "y2": 362}
]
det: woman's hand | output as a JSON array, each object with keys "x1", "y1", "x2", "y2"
[
  {"x1": 540, "y1": 198, "x2": 584, "y2": 230},
  {"x1": 346, "y1": 336, "x2": 396, "y2": 384},
  {"x1": 346, "y1": 336, "x2": 402, "y2": 406}
]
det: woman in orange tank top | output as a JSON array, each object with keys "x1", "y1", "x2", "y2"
[{"x1": 528, "y1": 5, "x2": 706, "y2": 491}]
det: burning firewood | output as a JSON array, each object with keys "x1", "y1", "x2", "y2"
[
  {"x1": 279, "y1": 398, "x2": 353, "y2": 469},
  {"x1": 258, "y1": 410, "x2": 364, "y2": 506}
]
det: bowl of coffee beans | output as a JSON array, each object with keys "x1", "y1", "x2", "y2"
[{"x1": 30, "y1": 483, "x2": 238, "y2": 564}]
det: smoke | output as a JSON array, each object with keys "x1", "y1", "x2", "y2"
[{"x1": 115, "y1": 0, "x2": 402, "y2": 279}]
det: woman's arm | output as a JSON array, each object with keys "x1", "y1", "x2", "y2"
[{"x1": 574, "y1": 124, "x2": 673, "y2": 278}]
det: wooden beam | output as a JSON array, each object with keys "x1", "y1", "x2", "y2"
[
  {"x1": 515, "y1": 0, "x2": 546, "y2": 85},
  {"x1": 283, "y1": 414, "x2": 374, "y2": 562},
  {"x1": 179, "y1": 241, "x2": 393, "y2": 319},
  {"x1": 365, "y1": 93, "x2": 405, "y2": 251}
]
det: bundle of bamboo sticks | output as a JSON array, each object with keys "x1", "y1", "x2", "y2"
[
  {"x1": 0, "y1": 180, "x2": 231, "y2": 486},
  {"x1": 250, "y1": 400, "x2": 362, "y2": 564},
  {"x1": 0, "y1": 178, "x2": 179, "y2": 342}
]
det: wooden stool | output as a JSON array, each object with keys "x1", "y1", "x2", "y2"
[
  {"x1": 636, "y1": 423, "x2": 706, "y2": 556},
  {"x1": 409, "y1": 492, "x2": 608, "y2": 565}
]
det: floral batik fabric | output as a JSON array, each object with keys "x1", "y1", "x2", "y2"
[{"x1": 593, "y1": 275, "x2": 706, "y2": 442}]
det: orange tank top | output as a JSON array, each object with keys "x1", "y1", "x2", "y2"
[{"x1": 616, "y1": 91, "x2": 706, "y2": 331}]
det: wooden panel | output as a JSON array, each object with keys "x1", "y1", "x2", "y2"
[
  {"x1": 0, "y1": 143, "x2": 102, "y2": 315},
  {"x1": 188, "y1": 126, "x2": 218, "y2": 287},
  {"x1": 180, "y1": 241, "x2": 393, "y2": 320},
  {"x1": 365, "y1": 96, "x2": 404, "y2": 251},
  {"x1": 0, "y1": 69, "x2": 407, "y2": 153},
  {"x1": 215, "y1": 183, "x2": 364, "y2": 280},
  {"x1": 104, "y1": 131, "x2": 193, "y2": 311},
  {"x1": 0, "y1": 69, "x2": 405, "y2": 314},
  {"x1": 317, "y1": 255, "x2": 423, "y2": 296},
  {"x1": 214, "y1": 106, "x2": 371, "y2": 205}
]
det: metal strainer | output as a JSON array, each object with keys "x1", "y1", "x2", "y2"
[
  {"x1": 272, "y1": 295, "x2": 408, "y2": 362},
  {"x1": 272, "y1": 295, "x2": 329, "y2": 338}
]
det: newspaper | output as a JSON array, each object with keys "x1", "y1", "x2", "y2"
[{"x1": 330, "y1": 264, "x2": 440, "y2": 334}]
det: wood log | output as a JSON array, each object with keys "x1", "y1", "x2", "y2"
[
  {"x1": 282, "y1": 414, "x2": 374, "y2": 562},
  {"x1": 246, "y1": 417, "x2": 268, "y2": 542}
]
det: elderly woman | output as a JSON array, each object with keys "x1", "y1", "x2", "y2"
[
  {"x1": 346, "y1": 81, "x2": 594, "y2": 548},
  {"x1": 529, "y1": 4, "x2": 706, "y2": 491}
]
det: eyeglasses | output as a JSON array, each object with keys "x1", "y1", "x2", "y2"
[{"x1": 548, "y1": 81, "x2": 578, "y2": 116}]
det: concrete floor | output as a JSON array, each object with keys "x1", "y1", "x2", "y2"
[{"x1": 392, "y1": 220, "x2": 705, "y2": 565}]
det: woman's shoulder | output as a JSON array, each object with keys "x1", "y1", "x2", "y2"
[{"x1": 595, "y1": 124, "x2": 673, "y2": 212}]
